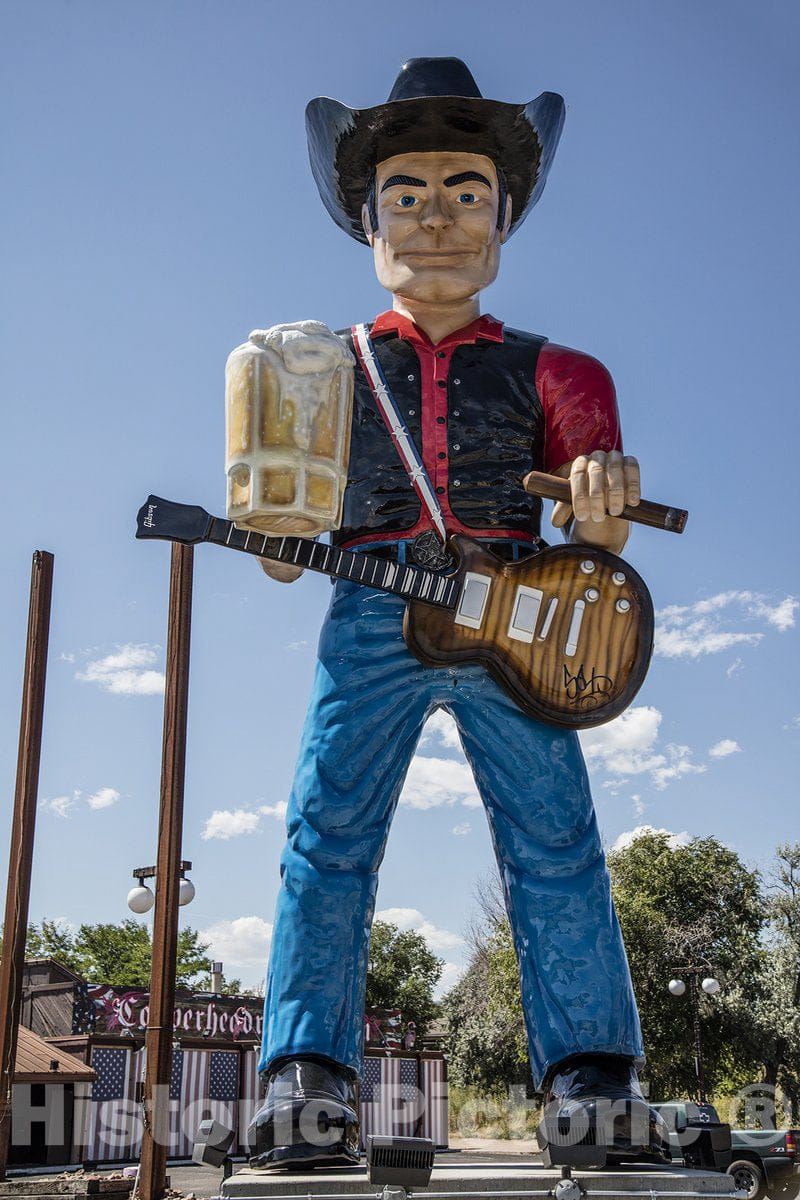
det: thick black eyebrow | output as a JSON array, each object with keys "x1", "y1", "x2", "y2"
[
  {"x1": 380, "y1": 174, "x2": 427, "y2": 192},
  {"x1": 443, "y1": 172, "x2": 493, "y2": 188}
]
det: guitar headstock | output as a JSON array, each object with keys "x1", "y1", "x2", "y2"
[{"x1": 135, "y1": 496, "x2": 214, "y2": 545}]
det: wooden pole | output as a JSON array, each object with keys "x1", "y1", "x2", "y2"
[
  {"x1": 139, "y1": 543, "x2": 193, "y2": 1200},
  {"x1": 0, "y1": 551, "x2": 54, "y2": 1179}
]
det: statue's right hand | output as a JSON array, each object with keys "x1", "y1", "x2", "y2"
[{"x1": 257, "y1": 558, "x2": 305, "y2": 584}]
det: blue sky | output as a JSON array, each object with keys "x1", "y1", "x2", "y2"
[{"x1": 1, "y1": 0, "x2": 798, "y2": 995}]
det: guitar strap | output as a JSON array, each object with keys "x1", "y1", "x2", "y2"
[{"x1": 352, "y1": 323, "x2": 448, "y2": 548}]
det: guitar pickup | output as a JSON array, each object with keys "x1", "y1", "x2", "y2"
[
  {"x1": 454, "y1": 572, "x2": 492, "y2": 629},
  {"x1": 507, "y1": 586, "x2": 544, "y2": 643}
]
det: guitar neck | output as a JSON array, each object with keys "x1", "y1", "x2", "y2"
[{"x1": 206, "y1": 517, "x2": 460, "y2": 609}]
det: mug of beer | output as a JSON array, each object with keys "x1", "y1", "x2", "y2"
[{"x1": 225, "y1": 321, "x2": 354, "y2": 536}]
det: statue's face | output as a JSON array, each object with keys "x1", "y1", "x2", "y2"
[{"x1": 363, "y1": 150, "x2": 511, "y2": 305}]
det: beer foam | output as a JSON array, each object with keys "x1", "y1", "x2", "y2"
[{"x1": 247, "y1": 321, "x2": 351, "y2": 375}]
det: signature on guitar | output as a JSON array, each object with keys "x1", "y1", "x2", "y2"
[{"x1": 563, "y1": 663, "x2": 614, "y2": 709}]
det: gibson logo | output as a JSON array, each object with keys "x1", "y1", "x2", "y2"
[{"x1": 143, "y1": 504, "x2": 157, "y2": 528}]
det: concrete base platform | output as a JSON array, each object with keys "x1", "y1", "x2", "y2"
[{"x1": 220, "y1": 1161, "x2": 739, "y2": 1199}]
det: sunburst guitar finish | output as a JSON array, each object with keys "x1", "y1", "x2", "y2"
[{"x1": 404, "y1": 538, "x2": 654, "y2": 729}]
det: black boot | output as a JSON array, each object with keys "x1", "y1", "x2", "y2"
[
  {"x1": 537, "y1": 1055, "x2": 670, "y2": 1168},
  {"x1": 248, "y1": 1057, "x2": 360, "y2": 1171}
]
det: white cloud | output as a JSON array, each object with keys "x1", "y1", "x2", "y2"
[
  {"x1": 420, "y1": 710, "x2": 462, "y2": 751},
  {"x1": 452, "y1": 822, "x2": 472, "y2": 836},
  {"x1": 59, "y1": 652, "x2": 75, "y2": 663},
  {"x1": 726, "y1": 658, "x2": 743, "y2": 678},
  {"x1": 581, "y1": 706, "x2": 705, "y2": 791},
  {"x1": 285, "y1": 640, "x2": 309, "y2": 652},
  {"x1": 611, "y1": 825, "x2": 691, "y2": 853},
  {"x1": 399, "y1": 755, "x2": 480, "y2": 809},
  {"x1": 650, "y1": 744, "x2": 707, "y2": 789},
  {"x1": 201, "y1": 801, "x2": 287, "y2": 840},
  {"x1": 75, "y1": 643, "x2": 165, "y2": 695},
  {"x1": 40, "y1": 790, "x2": 80, "y2": 818},
  {"x1": 202, "y1": 809, "x2": 262, "y2": 840},
  {"x1": 632, "y1": 794, "x2": 645, "y2": 817},
  {"x1": 259, "y1": 802, "x2": 288, "y2": 821},
  {"x1": 375, "y1": 907, "x2": 465, "y2": 953},
  {"x1": 655, "y1": 591, "x2": 797, "y2": 659},
  {"x1": 86, "y1": 787, "x2": 121, "y2": 810},
  {"x1": 709, "y1": 739, "x2": 741, "y2": 759},
  {"x1": 436, "y1": 961, "x2": 466, "y2": 998},
  {"x1": 199, "y1": 916, "x2": 272, "y2": 970}
]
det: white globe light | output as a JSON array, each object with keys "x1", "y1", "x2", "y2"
[
  {"x1": 178, "y1": 876, "x2": 196, "y2": 907},
  {"x1": 701, "y1": 976, "x2": 720, "y2": 995},
  {"x1": 668, "y1": 978, "x2": 687, "y2": 996},
  {"x1": 127, "y1": 884, "x2": 155, "y2": 914}
]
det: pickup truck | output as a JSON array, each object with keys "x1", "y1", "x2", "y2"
[{"x1": 653, "y1": 1102, "x2": 800, "y2": 1200}]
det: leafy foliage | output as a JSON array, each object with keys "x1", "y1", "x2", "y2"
[
  {"x1": 442, "y1": 836, "x2": 795, "y2": 1104},
  {"x1": 18, "y1": 919, "x2": 212, "y2": 988},
  {"x1": 607, "y1": 831, "x2": 765, "y2": 1100},
  {"x1": 443, "y1": 871, "x2": 530, "y2": 1093},
  {"x1": 366, "y1": 919, "x2": 443, "y2": 1036}
]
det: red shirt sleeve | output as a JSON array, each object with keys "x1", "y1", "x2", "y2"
[{"x1": 536, "y1": 342, "x2": 623, "y2": 473}]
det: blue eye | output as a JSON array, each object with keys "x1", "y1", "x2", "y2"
[
  {"x1": 458, "y1": 193, "x2": 477, "y2": 205},
  {"x1": 398, "y1": 195, "x2": 417, "y2": 208}
]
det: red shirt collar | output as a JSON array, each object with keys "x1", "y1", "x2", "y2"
[{"x1": 370, "y1": 309, "x2": 504, "y2": 348}]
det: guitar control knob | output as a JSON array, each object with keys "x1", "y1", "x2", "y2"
[
  {"x1": 612, "y1": 571, "x2": 626, "y2": 585},
  {"x1": 616, "y1": 598, "x2": 631, "y2": 613},
  {"x1": 585, "y1": 588, "x2": 600, "y2": 603},
  {"x1": 580, "y1": 560, "x2": 595, "y2": 574}
]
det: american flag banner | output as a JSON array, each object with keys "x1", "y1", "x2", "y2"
[
  {"x1": 359, "y1": 1054, "x2": 399, "y2": 1144},
  {"x1": 126, "y1": 1046, "x2": 147, "y2": 1159},
  {"x1": 422, "y1": 1056, "x2": 448, "y2": 1148},
  {"x1": 207, "y1": 1051, "x2": 239, "y2": 1148},
  {"x1": 176, "y1": 1049, "x2": 209, "y2": 1157},
  {"x1": 359, "y1": 1054, "x2": 448, "y2": 1149},
  {"x1": 238, "y1": 1049, "x2": 263, "y2": 1153},
  {"x1": 86, "y1": 1047, "x2": 132, "y2": 1162}
]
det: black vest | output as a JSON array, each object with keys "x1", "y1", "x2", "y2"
[{"x1": 334, "y1": 324, "x2": 547, "y2": 547}]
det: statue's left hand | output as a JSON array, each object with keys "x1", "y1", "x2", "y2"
[{"x1": 551, "y1": 450, "x2": 640, "y2": 552}]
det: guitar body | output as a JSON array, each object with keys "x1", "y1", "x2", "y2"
[{"x1": 403, "y1": 537, "x2": 654, "y2": 729}]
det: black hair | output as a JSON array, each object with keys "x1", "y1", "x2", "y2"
[{"x1": 364, "y1": 163, "x2": 509, "y2": 237}]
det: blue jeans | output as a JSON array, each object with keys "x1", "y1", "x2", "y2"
[{"x1": 261, "y1": 566, "x2": 643, "y2": 1087}]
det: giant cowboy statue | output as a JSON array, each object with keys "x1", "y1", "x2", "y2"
[{"x1": 239, "y1": 58, "x2": 671, "y2": 1170}]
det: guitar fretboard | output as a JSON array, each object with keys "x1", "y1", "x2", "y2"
[{"x1": 207, "y1": 518, "x2": 460, "y2": 609}]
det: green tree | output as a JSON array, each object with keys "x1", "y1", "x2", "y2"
[
  {"x1": 607, "y1": 831, "x2": 765, "y2": 1100},
  {"x1": 443, "y1": 872, "x2": 530, "y2": 1093},
  {"x1": 725, "y1": 843, "x2": 800, "y2": 1123},
  {"x1": 366, "y1": 919, "x2": 443, "y2": 1036},
  {"x1": 17, "y1": 919, "x2": 212, "y2": 989}
]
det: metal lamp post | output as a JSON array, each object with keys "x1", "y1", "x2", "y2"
[
  {"x1": 668, "y1": 967, "x2": 721, "y2": 1103},
  {"x1": 126, "y1": 863, "x2": 196, "y2": 915}
]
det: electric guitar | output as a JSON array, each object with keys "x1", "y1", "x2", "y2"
[{"x1": 136, "y1": 494, "x2": 656, "y2": 729}]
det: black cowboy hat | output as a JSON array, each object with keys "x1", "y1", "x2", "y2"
[{"x1": 305, "y1": 57, "x2": 565, "y2": 245}]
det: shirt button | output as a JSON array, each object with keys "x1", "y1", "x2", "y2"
[
  {"x1": 436, "y1": 416, "x2": 446, "y2": 424},
  {"x1": 436, "y1": 486, "x2": 445, "y2": 494},
  {"x1": 437, "y1": 379, "x2": 446, "y2": 388},
  {"x1": 452, "y1": 443, "x2": 460, "y2": 451},
  {"x1": 452, "y1": 479, "x2": 461, "y2": 487},
  {"x1": 407, "y1": 374, "x2": 415, "y2": 382},
  {"x1": 436, "y1": 350, "x2": 446, "y2": 358},
  {"x1": 408, "y1": 408, "x2": 416, "y2": 416},
  {"x1": 438, "y1": 452, "x2": 446, "y2": 460},
  {"x1": 453, "y1": 378, "x2": 461, "y2": 385},
  {"x1": 452, "y1": 410, "x2": 460, "y2": 417}
]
